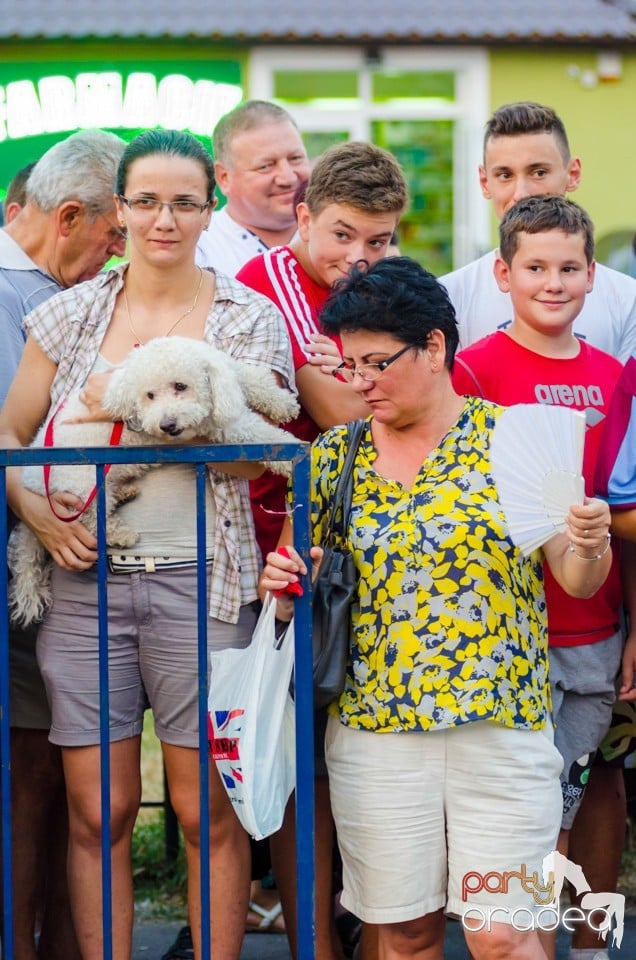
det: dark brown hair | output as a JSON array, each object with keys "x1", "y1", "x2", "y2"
[
  {"x1": 499, "y1": 195, "x2": 594, "y2": 265},
  {"x1": 484, "y1": 102, "x2": 571, "y2": 165}
]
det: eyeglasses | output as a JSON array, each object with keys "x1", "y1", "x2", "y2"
[
  {"x1": 333, "y1": 343, "x2": 416, "y2": 383},
  {"x1": 101, "y1": 214, "x2": 128, "y2": 243},
  {"x1": 118, "y1": 196, "x2": 211, "y2": 218}
]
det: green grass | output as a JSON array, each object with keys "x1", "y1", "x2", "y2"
[
  {"x1": 133, "y1": 716, "x2": 187, "y2": 920},
  {"x1": 133, "y1": 813, "x2": 188, "y2": 920}
]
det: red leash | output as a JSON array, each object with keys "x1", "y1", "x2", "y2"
[{"x1": 42, "y1": 404, "x2": 125, "y2": 523}]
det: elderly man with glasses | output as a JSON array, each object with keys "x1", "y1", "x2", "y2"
[{"x1": 0, "y1": 127, "x2": 126, "y2": 960}]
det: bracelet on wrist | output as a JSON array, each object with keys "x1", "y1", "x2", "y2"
[{"x1": 568, "y1": 532, "x2": 611, "y2": 561}]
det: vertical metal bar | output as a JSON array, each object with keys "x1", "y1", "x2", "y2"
[
  {"x1": 196, "y1": 462, "x2": 211, "y2": 960},
  {"x1": 96, "y1": 465, "x2": 113, "y2": 960},
  {"x1": 0, "y1": 440, "x2": 309, "y2": 960},
  {"x1": 291, "y1": 450, "x2": 316, "y2": 960},
  {"x1": 0, "y1": 467, "x2": 14, "y2": 960}
]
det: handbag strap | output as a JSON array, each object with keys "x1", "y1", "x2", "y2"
[{"x1": 324, "y1": 418, "x2": 366, "y2": 544}]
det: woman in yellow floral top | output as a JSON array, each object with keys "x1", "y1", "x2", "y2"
[{"x1": 261, "y1": 258, "x2": 612, "y2": 960}]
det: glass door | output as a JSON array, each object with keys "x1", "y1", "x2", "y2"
[{"x1": 249, "y1": 46, "x2": 489, "y2": 272}]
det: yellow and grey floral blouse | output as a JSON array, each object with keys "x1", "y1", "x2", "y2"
[{"x1": 311, "y1": 397, "x2": 549, "y2": 733}]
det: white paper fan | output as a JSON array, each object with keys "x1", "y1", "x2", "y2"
[{"x1": 490, "y1": 404, "x2": 586, "y2": 555}]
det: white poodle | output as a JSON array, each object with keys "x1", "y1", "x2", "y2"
[{"x1": 8, "y1": 336, "x2": 299, "y2": 626}]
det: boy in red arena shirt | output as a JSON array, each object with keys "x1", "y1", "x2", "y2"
[{"x1": 452, "y1": 194, "x2": 628, "y2": 960}]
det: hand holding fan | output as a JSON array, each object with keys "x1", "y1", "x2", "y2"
[{"x1": 490, "y1": 404, "x2": 586, "y2": 555}]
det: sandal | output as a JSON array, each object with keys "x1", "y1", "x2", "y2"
[
  {"x1": 160, "y1": 926, "x2": 194, "y2": 960},
  {"x1": 245, "y1": 899, "x2": 286, "y2": 934}
]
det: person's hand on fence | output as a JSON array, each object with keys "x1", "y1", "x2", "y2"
[
  {"x1": 273, "y1": 547, "x2": 305, "y2": 597},
  {"x1": 260, "y1": 544, "x2": 323, "y2": 620}
]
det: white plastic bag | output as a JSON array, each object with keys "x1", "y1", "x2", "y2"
[{"x1": 208, "y1": 595, "x2": 296, "y2": 840}]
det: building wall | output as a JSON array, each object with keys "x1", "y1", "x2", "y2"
[
  {"x1": 489, "y1": 47, "x2": 636, "y2": 246},
  {"x1": 1, "y1": 39, "x2": 633, "y2": 269},
  {"x1": 0, "y1": 39, "x2": 248, "y2": 188}
]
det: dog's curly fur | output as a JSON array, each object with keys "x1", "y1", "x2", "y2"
[{"x1": 8, "y1": 337, "x2": 299, "y2": 626}]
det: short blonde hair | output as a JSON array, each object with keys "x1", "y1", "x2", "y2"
[{"x1": 213, "y1": 100, "x2": 303, "y2": 166}]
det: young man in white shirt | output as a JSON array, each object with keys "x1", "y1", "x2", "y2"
[{"x1": 440, "y1": 100, "x2": 636, "y2": 363}]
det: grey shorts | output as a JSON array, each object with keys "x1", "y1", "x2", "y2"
[
  {"x1": 550, "y1": 630, "x2": 623, "y2": 829},
  {"x1": 37, "y1": 564, "x2": 258, "y2": 748},
  {"x1": 9, "y1": 622, "x2": 52, "y2": 729}
]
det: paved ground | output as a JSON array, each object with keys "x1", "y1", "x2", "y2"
[{"x1": 133, "y1": 914, "x2": 635, "y2": 959}]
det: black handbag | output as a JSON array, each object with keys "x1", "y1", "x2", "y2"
[{"x1": 312, "y1": 418, "x2": 366, "y2": 708}]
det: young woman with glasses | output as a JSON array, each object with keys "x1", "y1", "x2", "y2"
[{"x1": 0, "y1": 128, "x2": 295, "y2": 960}]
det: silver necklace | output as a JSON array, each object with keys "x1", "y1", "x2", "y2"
[{"x1": 123, "y1": 267, "x2": 204, "y2": 347}]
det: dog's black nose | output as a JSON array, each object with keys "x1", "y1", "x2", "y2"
[{"x1": 159, "y1": 418, "x2": 180, "y2": 436}]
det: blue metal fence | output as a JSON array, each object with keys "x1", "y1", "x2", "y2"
[{"x1": 0, "y1": 440, "x2": 315, "y2": 960}]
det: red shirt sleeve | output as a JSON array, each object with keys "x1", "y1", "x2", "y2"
[
  {"x1": 452, "y1": 352, "x2": 485, "y2": 396},
  {"x1": 238, "y1": 249, "x2": 319, "y2": 372}
]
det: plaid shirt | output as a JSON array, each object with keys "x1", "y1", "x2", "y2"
[{"x1": 24, "y1": 263, "x2": 296, "y2": 623}]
